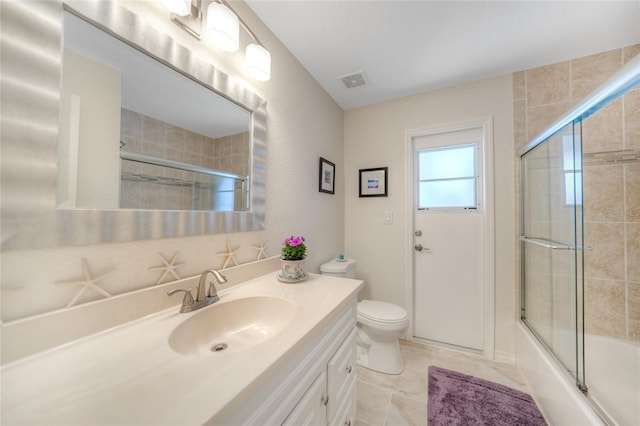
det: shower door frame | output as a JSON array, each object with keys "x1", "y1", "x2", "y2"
[{"x1": 518, "y1": 53, "x2": 640, "y2": 402}]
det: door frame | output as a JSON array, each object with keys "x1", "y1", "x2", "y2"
[{"x1": 404, "y1": 118, "x2": 495, "y2": 359}]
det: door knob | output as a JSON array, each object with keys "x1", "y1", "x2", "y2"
[
  {"x1": 414, "y1": 244, "x2": 430, "y2": 252},
  {"x1": 414, "y1": 230, "x2": 423, "y2": 237}
]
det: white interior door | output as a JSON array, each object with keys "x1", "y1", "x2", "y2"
[{"x1": 411, "y1": 126, "x2": 487, "y2": 352}]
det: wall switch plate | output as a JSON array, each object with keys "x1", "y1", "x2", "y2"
[{"x1": 384, "y1": 210, "x2": 393, "y2": 225}]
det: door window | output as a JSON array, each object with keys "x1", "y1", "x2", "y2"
[{"x1": 417, "y1": 143, "x2": 478, "y2": 210}]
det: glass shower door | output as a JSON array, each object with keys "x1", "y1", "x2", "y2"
[{"x1": 521, "y1": 121, "x2": 585, "y2": 390}]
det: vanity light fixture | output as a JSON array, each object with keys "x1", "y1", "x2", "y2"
[
  {"x1": 160, "y1": 0, "x2": 271, "y2": 81},
  {"x1": 160, "y1": 0, "x2": 191, "y2": 16}
]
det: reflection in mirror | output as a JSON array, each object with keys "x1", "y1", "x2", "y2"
[
  {"x1": 59, "y1": 11, "x2": 251, "y2": 212},
  {"x1": 0, "y1": 0, "x2": 266, "y2": 249}
]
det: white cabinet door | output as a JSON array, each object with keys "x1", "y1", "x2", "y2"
[
  {"x1": 329, "y1": 377, "x2": 356, "y2": 426},
  {"x1": 327, "y1": 329, "x2": 357, "y2": 422},
  {"x1": 282, "y1": 371, "x2": 327, "y2": 426}
]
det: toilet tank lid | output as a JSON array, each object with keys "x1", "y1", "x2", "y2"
[
  {"x1": 358, "y1": 300, "x2": 408, "y2": 322},
  {"x1": 320, "y1": 258, "x2": 357, "y2": 273}
]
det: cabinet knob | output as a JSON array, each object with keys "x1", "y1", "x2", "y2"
[
  {"x1": 321, "y1": 395, "x2": 329, "y2": 406},
  {"x1": 346, "y1": 365, "x2": 352, "y2": 374}
]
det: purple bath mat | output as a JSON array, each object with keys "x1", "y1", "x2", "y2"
[{"x1": 428, "y1": 366, "x2": 547, "y2": 426}]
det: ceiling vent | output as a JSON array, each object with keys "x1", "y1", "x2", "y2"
[{"x1": 338, "y1": 70, "x2": 369, "y2": 89}]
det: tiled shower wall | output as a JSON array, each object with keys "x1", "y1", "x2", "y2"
[
  {"x1": 514, "y1": 44, "x2": 640, "y2": 343},
  {"x1": 120, "y1": 108, "x2": 250, "y2": 210}
]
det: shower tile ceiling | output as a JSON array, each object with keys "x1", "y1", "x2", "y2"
[{"x1": 245, "y1": 1, "x2": 640, "y2": 110}]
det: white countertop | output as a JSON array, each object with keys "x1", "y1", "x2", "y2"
[{"x1": 0, "y1": 272, "x2": 363, "y2": 425}]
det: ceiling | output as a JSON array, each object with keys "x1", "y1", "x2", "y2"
[{"x1": 245, "y1": 1, "x2": 640, "y2": 110}]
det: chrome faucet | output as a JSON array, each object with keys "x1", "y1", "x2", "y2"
[
  {"x1": 167, "y1": 269, "x2": 227, "y2": 313},
  {"x1": 196, "y1": 269, "x2": 227, "y2": 302}
]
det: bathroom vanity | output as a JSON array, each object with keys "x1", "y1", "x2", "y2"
[{"x1": 0, "y1": 271, "x2": 363, "y2": 425}]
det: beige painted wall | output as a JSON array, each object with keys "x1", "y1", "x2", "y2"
[
  {"x1": 344, "y1": 75, "x2": 516, "y2": 357},
  {"x1": 1, "y1": 0, "x2": 344, "y2": 322}
]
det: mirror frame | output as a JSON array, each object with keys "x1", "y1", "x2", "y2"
[{"x1": 1, "y1": 0, "x2": 266, "y2": 250}]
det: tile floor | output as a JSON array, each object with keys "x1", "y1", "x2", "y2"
[{"x1": 355, "y1": 340, "x2": 531, "y2": 426}]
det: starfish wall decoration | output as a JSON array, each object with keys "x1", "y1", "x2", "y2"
[
  {"x1": 149, "y1": 252, "x2": 184, "y2": 285},
  {"x1": 217, "y1": 239, "x2": 240, "y2": 269},
  {"x1": 251, "y1": 240, "x2": 269, "y2": 261},
  {"x1": 55, "y1": 258, "x2": 116, "y2": 308}
]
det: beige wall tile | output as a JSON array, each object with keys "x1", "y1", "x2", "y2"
[
  {"x1": 526, "y1": 62, "x2": 570, "y2": 107},
  {"x1": 584, "y1": 278, "x2": 626, "y2": 338},
  {"x1": 571, "y1": 50, "x2": 622, "y2": 101},
  {"x1": 626, "y1": 164, "x2": 640, "y2": 222},
  {"x1": 623, "y1": 44, "x2": 640, "y2": 63},
  {"x1": 184, "y1": 131, "x2": 203, "y2": 156},
  {"x1": 625, "y1": 124, "x2": 640, "y2": 152},
  {"x1": 513, "y1": 99, "x2": 527, "y2": 145},
  {"x1": 581, "y1": 99, "x2": 623, "y2": 153},
  {"x1": 584, "y1": 222, "x2": 625, "y2": 281},
  {"x1": 164, "y1": 124, "x2": 184, "y2": 153},
  {"x1": 582, "y1": 164, "x2": 624, "y2": 222},
  {"x1": 121, "y1": 108, "x2": 142, "y2": 139},
  {"x1": 527, "y1": 102, "x2": 571, "y2": 141},
  {"x1": 628, "y1": 223, "x2": 640, "y2": 282},
  {"x1": 623, "y1": 88, "x2": 640, "y2": 150},
  {"x1": 513, "y1": 71, "x2": 526, "y2": 101},
  {"x1": 628, "y1": 282, "x2": 640, "y2": 342},
  {"x1": 142, "y1": 115, "x2": 164, "y2": 145}
]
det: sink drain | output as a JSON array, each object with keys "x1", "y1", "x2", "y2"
[{"x1": 211, "y1": 343, "x2": 228, "y2": 352}]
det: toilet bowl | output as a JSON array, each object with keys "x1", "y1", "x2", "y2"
[
  {"x1": 356, "y1": 299, "x2": 409, "y2": 374},
  {"x1": 320, "y1": 258, "x2": 409, "y2": 375}
]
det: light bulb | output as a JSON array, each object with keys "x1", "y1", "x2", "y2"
[
  {"x1": 246, "y1": 43, "x2": 271, "y2": 81},
  {"x1": 159, "y1": 0, "x2": 191, "y2": 17},
  {"x1": 205, "y1": 2, "x2": 239, "y2": 52}
]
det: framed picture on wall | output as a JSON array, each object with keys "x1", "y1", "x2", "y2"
[
  {"x1": 359, "y1": 167, "x2": 388, "y2": 197},
  {"x1": 319, "y1": 157, "x2": 335, "y2": 194}
]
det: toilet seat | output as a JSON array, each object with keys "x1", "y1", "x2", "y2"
[{"x1": 358, "y1": 300, "x2": 408, "y2": 324}]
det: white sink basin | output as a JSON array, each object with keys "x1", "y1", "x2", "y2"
[{"x1": 168, "y1": 296, "x2": 296, "y2": 356}]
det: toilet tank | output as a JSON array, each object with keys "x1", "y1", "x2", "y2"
[{"x1": 320, "y1": 258, "x2": 357, "y2": 279}]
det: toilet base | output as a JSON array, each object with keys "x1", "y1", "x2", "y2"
[{"x1": 356, "y1": 330, "x2": 405, "y2": 375}]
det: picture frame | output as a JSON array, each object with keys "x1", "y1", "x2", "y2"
[
  {"x1": 319, "y1": 157, "x2": 335, "y2": 194},
  {"x1": 359, "y1": 167, "x2": 388, "y2": 197}
]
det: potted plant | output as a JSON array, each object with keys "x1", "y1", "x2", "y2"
[{"x1": 279, "y1": 235, "x2": 307, "y2": 281}]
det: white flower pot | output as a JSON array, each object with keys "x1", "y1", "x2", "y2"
[{"x1": 280, "y1": 259, "x2": 306, "y2": 281}]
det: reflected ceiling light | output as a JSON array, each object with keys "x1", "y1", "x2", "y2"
[
  {"x1": 159, "y1": 0, "x2": 191, "y2": 17},
  {"x1": 161, "y1": 0, "x2": 271, "y2": 81},
  {"x1": 246, "y1": 43, "x2": 271, "y2": 81},
  {"x1": 205, "y1": 2, "x2": 239, "y2": 52}
]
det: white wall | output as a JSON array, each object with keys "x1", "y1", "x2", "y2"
[
  {"x1": 344, "y1": 75, "x2": 516, "y2": 357},
  {"x1": 1, "y1": 0, "x2": 344, "y2": 323}
]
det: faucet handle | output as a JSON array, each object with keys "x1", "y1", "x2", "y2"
[{"x1": 167, "y1": 288, "x2": 195, "y2": 312}]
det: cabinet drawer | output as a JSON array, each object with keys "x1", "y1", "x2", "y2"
[{"x1": 327, "y1": 328, "x2": 357, "y2": 421}]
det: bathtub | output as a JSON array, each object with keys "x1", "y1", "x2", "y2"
[
  {"x1": 516, "y1": 323, "x2": 640, "y2": 426},
  {"x1": 585, "y1": 334, "x2": 640, "y2": 426}
]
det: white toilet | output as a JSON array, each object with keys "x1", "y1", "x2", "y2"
[{"x1": 320, "y1": 258, "x2": 409, "y2": 375}]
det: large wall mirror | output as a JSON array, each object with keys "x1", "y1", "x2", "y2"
[{"x1": 1, "y1": 0, "x2": 267, "y2": 250}]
